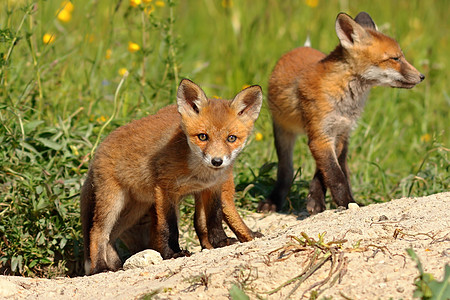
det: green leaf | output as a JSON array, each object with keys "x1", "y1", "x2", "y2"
[
  {"x1": 36, "y1": 232, "x2": 45, "y2": 246},
  {"x1": 36, "y1": 185, "x2": 43, "y2": 195},
  {"x1": 36, "y1": 197, "x2": 50, "y2": 211},
  {"x1": 29, "y1": 260, "x2": 38, "y2": 268},
  {"x1": 39, "y1": 258, "x2": 52, "y2": 264},
  {"x1": 407, "y1": 248, "x2": 424, "y2": 274},
  {"x1": 258, "y1": 162, "x2": 276, "y2": 176},
  {"x1": 19, "y1": 141, "x2": 41, "y2": 156},
  {"x1": 11, "y1": 256, "x2": 19, "y2": 272},
  {"x1": 428, "y1": 264, "x2": 450, "y2": 300},
  {"x1": 23, "y1": 120, "x2": 44, "y2": 133},
  {"x1": 11, "y1": 255, "x2": 23, "y2": 273},
  {"x1": 408, "y1": 248, "x2": 450, "y2": 300},
  {"x1": 36, "y1": 138, "x2": 63, "y2": 151},
  {"x1": 59, "y1": 237, "x2": 67, "y2": 249},
  {"x1": 229, "y1": 285, "x2": 249, "y2": 300}
]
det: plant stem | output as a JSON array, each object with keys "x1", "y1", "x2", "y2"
[
  {"x1": 1, "y1": 4, "x2": 32, "y2": 91},
  {"x1": 168, "y1": 0, "x2": 179, "y2": 92},
  {"x1": 90, "y1": 72, "x2": 128, "y2": 157}
]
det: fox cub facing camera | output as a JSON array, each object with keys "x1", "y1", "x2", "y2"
[
  {"x1": 259, "y1": 12, "x2": 424, "y2": 214},
  {"x1": 81, "y1": 79, "x2": 263, "y2": 275}
]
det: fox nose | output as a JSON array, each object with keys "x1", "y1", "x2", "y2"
[
  {"x1": 419, "y1": 74, "x2": 425, "y2": 81},
  {"x1": 211, "y1": 157, "x2": 223, "y2": 167}
]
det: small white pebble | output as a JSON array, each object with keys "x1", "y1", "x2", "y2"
[
  {"x1": 123, "y1": 249, "x2": 163, "y2": 270},
  {"x1": 348, "y1": 203, "x2": 360, "y2": 210}
]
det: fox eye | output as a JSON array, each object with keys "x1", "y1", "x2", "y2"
[
  {"x1": 390, "y1": 56, "x2": 400, "y2": 62},
  {"x1": 227, "y1": 135, "x2": 237, "y2": 143},
  {"x1": 197, "y1": 133, "x2": 208, "y2": 141}
]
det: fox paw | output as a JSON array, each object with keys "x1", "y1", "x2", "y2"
[
  {"x1": 171, "y1": 249, "x2": 191, "y2": 258},
  {"x1": 257, "y1": 200, "x2": 277, "y2": 212},
  {"x1": 213, "y1": 237, "x2": 239, "y2": 248},
  {"x1": 252, "y1": 231, "x2": 264, "y2": 238},
  {"x1": 306, "y1": 195, "x2": 326, "y2": 215}
]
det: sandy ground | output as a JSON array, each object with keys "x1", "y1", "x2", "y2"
[{"x1": 1, "y1": 192, "x2": 449, "y2": 299}]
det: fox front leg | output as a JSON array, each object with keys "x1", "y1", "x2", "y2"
[
  {"x1": 221, "y1": 173, "x2": 263, "y2": 241},
  {"x1": 150, "y1": 189, "x2": 190, "y2": 259},
  {"x1": 194, "y1": 190, "x2": 238, "y2": 249}
]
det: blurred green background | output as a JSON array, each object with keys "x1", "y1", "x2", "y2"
[{"x1": 1, "y1": 0, "x2": 448, "y2": 276}]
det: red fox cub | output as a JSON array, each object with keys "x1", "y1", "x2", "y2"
[
  {"x1": 259, "y1": 12, "x2": 424, "y2": 214},
  {"x1": 81, "y1": 79, "x2": 263, "y2": 275}
]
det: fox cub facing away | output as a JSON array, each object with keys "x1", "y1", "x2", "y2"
[
  {"x1": 81, "y1": 79, "x2": 263, "y2": 275},
  {"x1": 259, "y1": 12, "x2": 425, "y2": 214}
]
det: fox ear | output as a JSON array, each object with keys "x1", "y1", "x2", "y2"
[
  {"x1": 230, "y1": 85, "x2": 263, "y2": 122},
  {"x1": 177, "y1": 79, "x2": 209, "y2": 116},
  {"x1": 335, "y1": 12, "x2": 369, "y2": 49},
  {"x1": 354, "y1": 12, "x2": 377, "y2": 31}
]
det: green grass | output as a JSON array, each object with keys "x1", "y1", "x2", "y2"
[{"x1": 0, "y1": 0, "x2": 448, "y2": 277}]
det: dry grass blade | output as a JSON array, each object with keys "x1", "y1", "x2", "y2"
[
  {"x1": 265, "y1": 249, "x2": 321, "y2": 295},
  {"x1": 285, "y1": 250, "x2": 332, "y2": 299},
  {"x1": 264, "y1": 232, "x2": 349, "y2": 298},
  {"x1": 393, "y1": 228, "x2": 438, "y2": 241}
]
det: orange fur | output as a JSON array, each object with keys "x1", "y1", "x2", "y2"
[
  {"x1": 259, "y1": 12, "x2": 424, "y2": 214},
  {"x1": 81, "y1": 79, "x2": 263, "y2": 275}
]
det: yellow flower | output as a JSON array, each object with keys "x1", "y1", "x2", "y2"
[
  {"x1": 61, "y1": 1, "x2": 74, "y2": 13},
  {"x1": 129, "y1": 0, "x2": 141, "y2": 7},
  {"x1": 69, "y1": 145, "x2": 79, "y2": 156},
  {"x1": 305, "y1": 0, "x2": 319, "y2": 8},
  {"x1": 105, "y1": 49, "x2": 112, "y2": 60},
  {"x1": 142, "y1": 0, "x2": 152, "y2": 3},
  {"x1": 255, "y1": 132, "x2": 263, "y2": 141},
  {"x1": 96, "y1": 115, "x2": 107, "y2": 123},
  {"x1": 118, "y1": 68, "x2": 129, "y2": 76},
  {"x1": 57, "y1": 8, "x2": 72, "y2": 22},
  {"x1": 420, "y1": 133, "x2": 431, "y2": 143},
  {"x1": 145, "y1": 4, "x2": 155, "y2": 14},
  {"x1": 155, "y1": 0, "x2": 165, "y2": 7},
  {"x1": 128, "y1": 41, "x2": 141, "y2": 53},
  {"x1": 221, "y1": 0, "x2": 233, "y2": 8},
  {"x1": 43, "y1": 33, "x2": 55, "y2": 45},
  {"x1": 85, "y1": 34, "x2": 95, "y2": 43},
  {"x1": 212, "y1": 95, "x2": 221, "y2": 99},
  {"x1": 241, "y1": 84, "x2": 251, "y2": 90}
]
